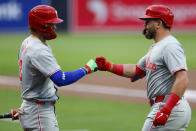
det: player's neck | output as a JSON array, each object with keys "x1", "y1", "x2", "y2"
[
  {"x1": 31, "y1": 33, "x2": 46, "y2": 44},
  {"x1": 154, "y1": 29, "x2": 171, "y2": 43}
]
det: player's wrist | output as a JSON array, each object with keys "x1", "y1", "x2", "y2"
[
  {"x1": 83, "y1": 59, "x2": 98, "y2": 74},
  {"x1": 83, "y1": 65, "x2": 91, "y2": 74},
  {"x1": 163, "y1": 93, "x2": 180, "y2": 113},
  {"x1": 111, "y1": 64, "x2": 124, "y2": 76},
  {"x1": 105, "y1": 61, "x2": 113, "y2": 72}
]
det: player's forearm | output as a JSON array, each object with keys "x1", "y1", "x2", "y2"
[
  {"x1": 50, "y1": 59, "x2": 97, "y2": 87},
  {"x1": 109, "y1": 64, "x2": 146, "y2": 82},
  {"x1": 170, "y1": 70, "x2": 189, "y2": 98},
  {"x1": 107, "y1": 64, "x2": 136, "y2": 78},
  {"x1": 160, "y1": 70, "x2": 189, "y2": 116},
  {"x1": 95, "y1": 57, "x2": 144, "y2": 79},
  {"x1": 123, "y1": 64, "x2": 136, "y2": 77},
  {"x1": 153, "y1": 72, "x2": 188, "y2": 127},
  {"x1": 50, "y1": 68, "x2": 87, "y2": 87}
]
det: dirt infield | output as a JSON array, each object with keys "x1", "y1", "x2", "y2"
[
  {"x1": 0, "y1": 70, "x2": 196, "y2": 108},
  {"x1": 76, "y1": 71, "x2": 196, "y2": 108}
]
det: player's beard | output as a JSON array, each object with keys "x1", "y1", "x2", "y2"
[{"x1": 142, "y1": 27, "x2": 156, "y2": 39}]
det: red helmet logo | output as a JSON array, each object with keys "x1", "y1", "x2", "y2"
[
  {"x1": 28, "y1": 5, "x2": 63, "y2": 40},
  {"x1": 139, "y1": 5, "x2": 174, "y2": 27}
]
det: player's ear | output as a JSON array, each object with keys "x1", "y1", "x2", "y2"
[{"x1": 156, "y1": 19, "x2": 162, "y2": 29}]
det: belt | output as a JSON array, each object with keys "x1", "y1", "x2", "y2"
[
  {"x1": 150, "y1": 96, "x2": 165, "y2": 106},
  {"x1": 36, "y1": 101, "x2": 56, "y2": 105}
]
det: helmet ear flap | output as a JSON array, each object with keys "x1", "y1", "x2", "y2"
[{"x1": 42, "y1": 24, "x2": 57, "y2": 40}]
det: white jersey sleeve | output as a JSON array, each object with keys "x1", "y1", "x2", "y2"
[
  {"x1": 137, "y1": 55, "x2": 147, "y2": 71},
  {"x1": 163, "y1": 43, "x2": 188, "y2": 75},
  {"x1": 31, "y1": 49, "x2": 60, "y2": 77}
]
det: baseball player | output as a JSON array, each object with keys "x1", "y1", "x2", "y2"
[
  {"x1": 95, "y1": 5, "x2": 191, "y2": 130},
  {"x1": 18, "y1": 5, "x2": 97, "y2": 131}
]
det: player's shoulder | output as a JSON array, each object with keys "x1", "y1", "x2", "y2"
[
  {"x1": 163, "y1": 36, "x2": 184, "y2": 54},
  {"x1": 167, "y1": 35, "x2": 180, "y2": 44},
  {"x1": 162, "y1": 35, "x2": 182, "y2": 48},
  {"x1": 24, "y1": 36, "x2": 51, "y2": 57}
]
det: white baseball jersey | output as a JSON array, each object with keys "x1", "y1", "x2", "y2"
[
  {"x1": 18, "y1": 35, "x2": 60, "y2": 101},
  {"x1": 139, "y1": 35, "x2": 191, "y2": 131},
  {"x1": 137, "y1": 35, "x2": 187, "y2": 99}
]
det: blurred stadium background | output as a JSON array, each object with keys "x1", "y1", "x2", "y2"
[{"x1": 0, "y1": 0, "x2": 196, "y2": 130}]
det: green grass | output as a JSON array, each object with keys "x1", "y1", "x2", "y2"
[
  {"x1": 0, "y1": 88, "x2": 195, "y2": 131},
  {"x1": 0, "y1": 33, "x2": 196, "y2": 130},
  {"x1": 0, "y1": 32, "x2": 196, "y2": 76}
]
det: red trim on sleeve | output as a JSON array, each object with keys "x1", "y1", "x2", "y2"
[
  {"x1": 136, "y1": 65, "x2": 146, "y2": 78},
  {"x1": 48, "y1": 68, "x2": 61, "y2": 77},
  {"x1": 172, "y1": 67, "x2": 186, "y2": 75},
  {"x1": 131, "y1": 65, "x2": 146, "y2": 82}
]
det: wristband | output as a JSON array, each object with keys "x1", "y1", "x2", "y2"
[
  {"x1": 84, "y1": 65, "x2": 91, "y2": 73},
  {"x1": 111, "y1": 64, "x2": 123, "y2": 76},
  {"x1": 106, "y1": 62, "x2": 113, "y2": 72},
  {"x1": 164, "y1": 93, "x2": 180, "y2": 112}
]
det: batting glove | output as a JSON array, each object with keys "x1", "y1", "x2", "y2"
[
  {"x1": 153, "y1": 93, "x2": 180, "y2": 126},
  {"x1": 153, "y1": 106, "x2": 171, "y2": 126},
  {"x1": 12, "y1": 108, "x2": 26, "y2": 120},
  {"x1": 95, "y1": 56, "x2": 112, "y2": 71},
  {"x1": 83, "y1": 59, "x2": 98, "y2": 74}
]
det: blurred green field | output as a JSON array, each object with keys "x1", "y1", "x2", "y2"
[
  {"x1": 0, "y1": 88, "x2": 196, "y2": 131},
  {"x1": 0, "y1": 33, "x2": 196, "y2": 76},
  {"x1": 0, "y1": 33, "x2": 196, "y2": 130}
]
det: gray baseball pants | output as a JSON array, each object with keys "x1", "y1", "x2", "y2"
[
  {"x1": 142, "y1": 97, "x2": 191, "y2": 131},
  {"x1": 19, "y1": 100, "x2": 59, "y2": 131}
]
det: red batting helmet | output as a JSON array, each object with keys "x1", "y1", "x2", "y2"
[
  {"x1": 139, "y1": 5, "x2": 174, "y2": 27},
  {"x1": 28, "y1": 5, "x2": 63, "y2": 40}
]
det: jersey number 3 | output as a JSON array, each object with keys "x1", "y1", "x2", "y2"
[{"x1": 19, "y1": 59, "x2": 22, "y2": 81}]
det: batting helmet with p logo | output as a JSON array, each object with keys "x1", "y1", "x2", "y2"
[
  {"x1": 139, "y1": 5, "x2": 174, "y2": 27},
  {"x1": 28, "y1": 5, "x2": 63, "y2": 40}
]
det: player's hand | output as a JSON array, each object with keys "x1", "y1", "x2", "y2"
[
  {"x1": 153, "y1": 106, "x2": 171, "y2": 126},
  {"x1": 11, "y1": 108, "x2": 26, "y2": 120},
  {"x1": 95, "y1": 56, "x2": 112, "y2": 71},
  {"x1": 84, "y1": 59, "x2": 98, "y2": 74}
]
